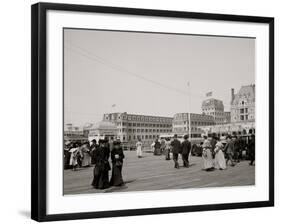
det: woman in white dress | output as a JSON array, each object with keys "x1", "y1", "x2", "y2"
[
  {"x1": 69, "y1": 143, "x2": 79, "y2": 171},
  {"x1": 202, "y1": 135, "x2": 214, "y2": 171},
  {"x1": 214, "y1": 139, "x2": 226, "y2": 170},
  {"x1": 136, "y1": 138, "x2": 142, "y2": 158}
]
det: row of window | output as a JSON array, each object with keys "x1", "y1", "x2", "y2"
[
  {"x1": 174, "y1": 121, "x2": 214, "y2": 126},
  {"x1": 174, "y1": 126, "x2": 204, "y2": 131},
  {"x1": 119, "y1": 128, "x2": 172, "y2": 133},
  {"x1": 116, "y1": 122, "x2": 172, "y2": 128},
  {"x1": 105, "y1": 114, "x2": 172, "y2": 123},
  {"x1": 206, "y1": 111, "x2": 225, "y2": 116},
  {"x1": 124, "y1": 135, "x2": 160, "y2": 141},
  {"x1": 240, "y1": 108, "x2": 248, "y2": 114},
  {"x1": 233, "y1": 114, "x2": 254, "y2": 121}
]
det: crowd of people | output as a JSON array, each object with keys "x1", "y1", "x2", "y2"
[
  {"x1": 64, "y1": 132, "x2": 255, "y2": 190},
  {"x1": 64, "y1": 138, "x2": 125, "y2": 189},
  {"x1": 140, "y1": 132, "x2": 255, "y2": 171}
]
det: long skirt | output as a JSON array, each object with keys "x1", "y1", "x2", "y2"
[
  {"x1": 165, "y1": 148, "x2": 170, "y2": 160},
  {"x1": 69, "y1": 153, "x2": 77, "y2": 166},
  {"x1": 82, "y1": 153, "x2": 91, "y2": 167},
  {"x1": 110, "y1": 164, "x2": 124, "y2": 186},
  {"x1": 154, "y1": 148, "x2": 161, "y2": 155},
  {"x1": 214, "y1": 150, "x2": 226, "y2": 170},
  {"x1": 92, "y1": 165, "x2": 110, "y2": 189},
  {"x1": 136, "y1": 148, "x2": 142, "y2": 157},
  {"x1": 202, "y1": 148, "x2": 214, "y2": 170}
]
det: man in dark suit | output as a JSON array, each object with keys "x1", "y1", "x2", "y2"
[
  {"x1": 224, "y1": 135, "x2": 235, "y2": 166},
  {"x1": 171, "y1": 134, "x2": 181, "y2": 169},
  {"x1": 181, "y1": 135, "x2": 191, "y2": 167},
  {"x1": 248, "y1": 134, "x2": 255, "y2": 165},
  {"x1": 210, "y1": 133, "x2": 217, "y2": 159}
]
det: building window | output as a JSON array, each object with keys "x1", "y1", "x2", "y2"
[
  {"x1": 240, "y1": 115, "x2": 244, "y2": 120},
  {"x1": 245, "y1": 115, "x2": 248, "y2": 120},
  {"x1": 240, "y1": 108, "x2": 244, "y2": 114},
  {"x1": 245, "y1": 108, "x2": 248, "y2": 113}
]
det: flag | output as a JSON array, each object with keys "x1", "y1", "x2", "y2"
[
  {"x1": 111, "y1": 104, "x2": 116, "y2": 107},
  {"x1": 206, "y1": 91, "x2": 212, "y2": 97}
]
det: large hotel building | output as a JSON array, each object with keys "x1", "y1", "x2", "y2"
[
  {"x1": 201, "y1": 98, "x2": 231, "y2": 124},
  {"x1": 201, "y1": 85, "x2": 255, "y2": 135},
  {"x1": 230, "y1": 85, "x2": 255, "y2": 123},
  {"x1": 103, "y1": 112, "x2": 173, "y2": 146},
  {"x1": 66, "y1": 84, "x2": 255, "y2": 145},
  {"x1": 172, "y1": 113, "x2": 214, "y2": 137}
]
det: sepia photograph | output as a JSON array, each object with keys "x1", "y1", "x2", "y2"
[{"x1": 63, "y1": 28, "x2": 256, "y2": 195}]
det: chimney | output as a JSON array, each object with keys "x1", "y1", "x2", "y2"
[{"x1": 231, "y1": 88, "x2": 235, "y2": 104}]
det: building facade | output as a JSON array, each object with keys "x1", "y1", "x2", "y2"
[
  {"x1": 230, "y1": 85, "x2": 255, "y2": 123},
  {"x1": 223, "y1": 111, "x2": 231, "y2": 123},
  {"x1": 64, "y1": 123, "x2": 87, "y2": 141},
  {"x1": 201, "y1": 121, "x2": 255, "y2": 137},
  {"x1": 86, "y1": 121, "x2": 118, "y2": 142},
  {"x1": 201, "y1": 98, "x2": 230, "y2": 124},
  {"x1": 103, "y1": 112, "x2": 173, "y2": 146},
  {"x1": 172, "y1": 113, "x2": 215, "y2": 137}
]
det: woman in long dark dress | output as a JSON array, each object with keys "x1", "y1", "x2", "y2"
[
  {"x1": 91, "y1": 139, "x2": 111, "y2": 189},
  {"x1": 110, "y1": 140, "x2": 125, "y2": 186}
]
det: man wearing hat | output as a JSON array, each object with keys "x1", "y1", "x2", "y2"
[
  {"x1": 91, "y1": 139, "x2": 111, "y2": 189},
  {"x1": 181, "y1": 134, "x2": 191, "y2": 167},
  {"x1": 224, "y1": 135, "x2": 235, "y2": 166},
  {"x1": 248, "y1": 134, "x2": 255, "y2": 166},
  {"x1": 171, "y1": 134, "x2": 182, "y2": 169}
]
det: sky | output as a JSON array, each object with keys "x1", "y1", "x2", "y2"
[{"x1": 64, "y1": 28, "x2": 255, "y2": 126}]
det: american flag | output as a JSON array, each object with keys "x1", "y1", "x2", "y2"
[{"x1": 206, "y1": 91, "x2": 212, "y2": 97}]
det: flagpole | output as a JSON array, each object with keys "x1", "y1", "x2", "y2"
[{"x1": 188, "y1": 82, "x2": 191, "y2": 140}]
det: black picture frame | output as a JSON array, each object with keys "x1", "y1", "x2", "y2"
[{"x1": 31, "y1": 2, "x2": 274, "y2": 222}]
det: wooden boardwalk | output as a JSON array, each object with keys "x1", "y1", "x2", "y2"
[{"x1": 64, "y1": 151, "x2": 255, "y2": 195}]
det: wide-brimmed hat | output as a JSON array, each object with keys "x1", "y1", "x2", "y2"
[
  {"x1": 98, "y1": 139, "x2": 106, "y2": 144},
  {"x1": 113, "y1": 140, "x2": 121, "y2": 145}
]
